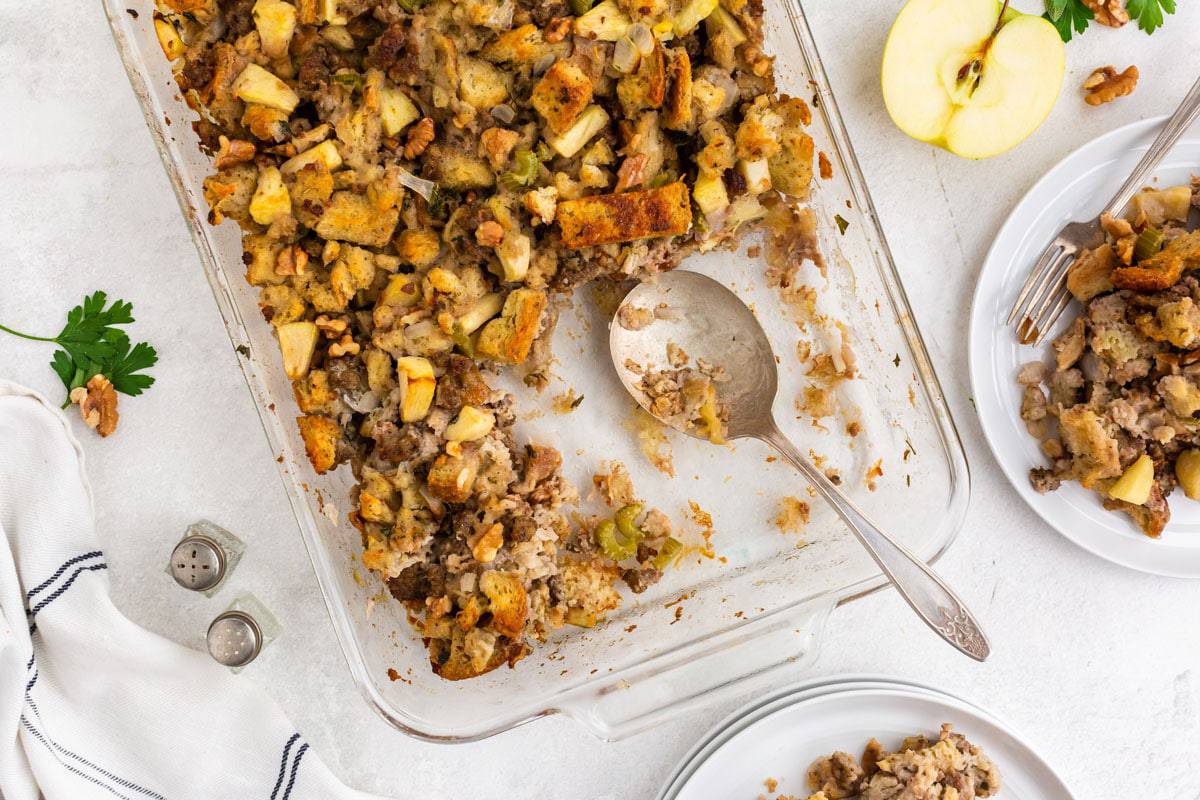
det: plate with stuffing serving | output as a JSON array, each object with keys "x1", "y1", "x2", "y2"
[
  {"x1": 659, "y1": 680, "x2": 1074, "y2": 800},
  {"x1": 970, "y1": 115, "x2": 1200, "y2": 577}
]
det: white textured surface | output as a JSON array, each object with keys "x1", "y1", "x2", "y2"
[{"x1": 2, "y1": 1, "x2": 1199, "y2": 797}]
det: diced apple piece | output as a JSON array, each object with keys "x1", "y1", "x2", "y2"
[
  {"x1": 546, "y1": 106, "x2": 610, "y2": 158},
  {"x1": 252, "y1": 0, "x2": 297, "y2": 60},
  {"x1": 318, "y1": 0, "x2": 347, "y2": 24},
  {"x1": 397, "y1": 356, "x2": 436, "y2": 422},
  {"x1": 281, "y1": 140, "x2": 343, "y2": 176},
  {"x1": 278, "y1": 321, "x2": 319, "y2": 379},
  {"x1": 249, "y1": 166, "x2": 292, "y2": 225},
  {"x1": 881, "y1": 0, "x2": 1064, "y2": 159},
  {"x1": 153, "y1": 13, "x2": 186, "y2": 61},
  {"x1": 233, "y1": 63, "x2": 300, "y2": 113},
  {"x1": 1108, "y1": 454, "x2": 1154, "y2": 506},
  {"x1": 445, "y1": 406, "x2": 496, "y2": 442},
  {"x1": 1129, "y1": 186, "x2": 1193, "y2": 227},
  {"x1": 705, "y1": 6, "x2": 746, "y2": 45},
  {"x1": 497, "y1": 232, "x2": 531, "y2": 282},
  {"x1": 456, "y1": 292, "x2": 504, "y2": 335},
  {"x1": 574, "y1": 0, "x2": 632, "y2": 41},
  {"x1": 379, "y1": 85, "x2": 420, "y2": 137},
  {"x1": 673, "y1": 0, "x2": 718, "y2": 36},
  {"x1": 737, "y1": 158, "x2": 771, "y2": 194},
  {"x1": 692, "y1": 172, "x2": 728, "y2": 217},
  {"x1": 1176, "y1": 450, "x2": 1200, "y2": 501}
]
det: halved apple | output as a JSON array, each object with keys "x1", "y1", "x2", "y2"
[{"x1": 881, "y1": 0, "x2": 1065, "y2": 160}]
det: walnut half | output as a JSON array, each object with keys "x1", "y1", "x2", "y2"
[
  {"x1": 1084, "y1": 65, "x2": 1139, "y2": 106},
  {"x1": 70, "y1": 375, "x2": 119, "y2": 437}
]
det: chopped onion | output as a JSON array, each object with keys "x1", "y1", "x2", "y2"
[
  {"x1": 612, "y1": 36, "x2": 640, "y2": 74},
  {"x1": 533, "y1": 53, "x2": 556, "y2": 75},
  {"x1": 342, "y1": 390, "x2": 381, "y2": 414},
  {"x1": 396, "y1": 166, "x2": 438, "y2": 203},
  {"x1": 628, "y1": 22, "x2": 654, "y2": 56},
  {"x1": 490, "y1": 103, "x2": 516, "y2": 123}
]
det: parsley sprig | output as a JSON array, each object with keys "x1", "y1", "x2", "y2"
[
  {"x1": 0, "y1": 291, "x2": 158, "y2": 407},
  {"x1": 1045, "y1": 0, "x2": 1175, "y2": 41}
]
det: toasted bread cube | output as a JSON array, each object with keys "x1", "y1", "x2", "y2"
[
  {"x1": 662, "y1": 48, "x2": 693, "y2": 131},
  {"x1": 364, "y1": 349, "x2": 394, "y2": 395},
  {"x1": 293, "y1": 369, "x2": 336, "y2": 413},
  {"x1": 546, "y1": 106, "x2": 610, "y2": 159},
  {"x1": 1066, "y1": 244, "x2": 1116, "y2": 302},
  {"x1": 1113, "y1": 231, "x2": 1200, "y2": 292},
  {"x1": 445, "y1": 406, "x2": 496, "y2": 442},
  {"x1": 259, "y1": 284, "x2": 307, "y2": 325},
  {"x1": 379, "y1": 84, "x2": 420, "y2": 137},
  {"x1": 395, "y1": 228, "x2": 442, "y2": 267},
  {"x1": 479, "y1": 24, "x2": 550, "y2": 63},
  {"x1": 426, "y1": 147, "x2": 495, "y2": 191},
  {"x1": 616, "y1": 40, "x2": 665, "y2": 116},
  {"x1": 249, "y1": 166, "x2": 291, "y2": 225},
  {"x1": 556, "y1": 181, "x2": 691, "y2": 248},
  {"x1": 280, "y1": 140, "x2": 343, "y2": 175},
  {"x1": 458, "y1": 57, "x2": 509, "y2": 110},
  {"x1": 480, "y1": 571, "x2": 527, "y2": 638},
  {"x1": 532, "y1": 61, "x2": 593, "y2": 134},
  {"x1": 427, "y1": 451, "x2": 480, "y2": 503},
  {"x1": 153, "y1": 13, "x2": 186, "y2": 61},
  {"x1": 359, "y1": 491, "x2": 395, "y2": 524},
  {"x1": 397, "y1": 356, "x2": 436, "y2": 421},
  {"x1": 243, "y1": 235, "x2": 286, "y2": 285},
  {"x1": 476, "y1": 289, "x2": 547, "y2": 365},
  {"x1": 233, "y1": 63, "x2": 299, "y2": 113},
  {"x1": 298, "y1": 414, "x2": 341, "y2": 474},
  {"x1": 242, "y1": 104, "x2": 291, "y2": 142},
  {"x1": 315, "y1": 191, "x2": 399, "y2": 247},
  {"x1": 203, "y1": 164, "x2": 259, "y2": 226},
  {"x1": 278, "y1": 321, "x2": 319, "y2": 379},
  {"x1": 252, "y1": 0, "x2": 297, "y2": 59},
  {"x1": 768, "y1": 99, "x2": 814, "y2": 198}
]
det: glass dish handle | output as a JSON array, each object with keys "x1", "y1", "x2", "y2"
[{"x1": 556, "y1": 598, "x2": 834, "y2": 740}]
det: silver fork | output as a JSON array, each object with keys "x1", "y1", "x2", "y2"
[{"x1": 1009, "y1": 74, "x2": 1200, "y2": 346}]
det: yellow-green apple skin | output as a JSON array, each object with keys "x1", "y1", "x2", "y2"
[{"x1": 881, "y1": 0, "x2": 1065, "y2": 159}]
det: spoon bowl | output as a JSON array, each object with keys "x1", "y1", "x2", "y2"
[{"x1": 610, "y1": 270, "x2": 991, "y2": 662}]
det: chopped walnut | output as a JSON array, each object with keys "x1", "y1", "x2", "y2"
[
  {"x1": 543, "y1": 16, "x2": 572, "y2": 43},
  {"x1": 70, "y1": 375, "x2": 119, "y2": 437},
  {"x1": 475, "y1": 220, "x2": 505, "y2": 247},
  {"x1": 471, "y1": 523, "x2": 504, "y2": 563},
  {"x1": 479, "y1": 127, "x2": 520, "y2": 170},
  {"x1": 214, "y1": 135, "x2": 256, "y2": 169},
  {"x1": 403, "y1": 117, "x2": 435, "y2": 159},
  {"x1": 328, "y1": 334, "x2": 361, "y2": 357},
  {"x1": 315, "y1": 314, "x2": 348, "y2": 338},
  {"x1": 1084, "y1": 65, "x2": 1138, "y2": 106},
  {"x1": 1083, "y1": 0, "x2": 1129, "y2": 26},
  {"x1": 274, "y1": 243, "x2": 308, "y2": 276}
]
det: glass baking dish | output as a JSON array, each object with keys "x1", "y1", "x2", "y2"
[{"x1": 104, "y1": 0, "x2": 970, "y2": 742}]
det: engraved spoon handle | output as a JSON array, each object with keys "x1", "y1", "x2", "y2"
[
  {"x1": 758, "y1": 421, "x2": 991, "y2": 662},
  {"x1": 1102, "y1": 72, "x2": 1200, "y2": 218}
]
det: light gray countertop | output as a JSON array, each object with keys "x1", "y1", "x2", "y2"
[{"x1": 2, "y1": 1, "x2": 1199, "y2": 796}]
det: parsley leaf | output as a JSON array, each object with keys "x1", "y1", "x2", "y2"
[
  {"x1": 1126, "y1": 0, "x2": 1175, "y2": 32},
  {"x1": 0, "y1": 291, "x2": 158, "y2": 407},
  {"x1": 1044, "y1": 0, "x2": 1093, "y2": 41}
]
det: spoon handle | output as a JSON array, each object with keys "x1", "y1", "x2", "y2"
[{"x1": 759, "y1": 422, "x2": 990, "y2": 662}]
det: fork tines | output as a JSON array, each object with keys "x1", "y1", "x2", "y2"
[{"x1": 1008, "y1": 239, "x2": 1079, "y2": 346}]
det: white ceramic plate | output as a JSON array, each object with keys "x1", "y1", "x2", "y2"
[
  {"x1": 660, "y1": 679, "x2": 1073, "y2": 800},
  {"x1": 969, "y1": 115, "x2": 1200, "y2": 578}
]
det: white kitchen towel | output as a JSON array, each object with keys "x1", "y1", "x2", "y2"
[{"x1": 0, "y1": 380, "x2": 389, "y2": 800}]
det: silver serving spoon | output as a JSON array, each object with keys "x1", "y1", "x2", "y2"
[{"x1": 609, "y1": 270, "x2": 990, "y2": 661}]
